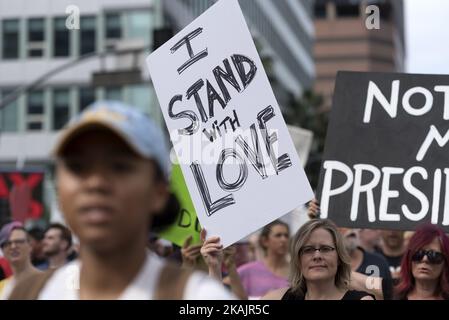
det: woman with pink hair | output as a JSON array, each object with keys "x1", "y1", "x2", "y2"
[{"x1": 395, "y1": 224, "x2": 449, "y2": 300}]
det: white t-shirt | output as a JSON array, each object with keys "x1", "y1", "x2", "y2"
[{"x1": 38, "y1": 252, "x2": 235, "y2": 300}]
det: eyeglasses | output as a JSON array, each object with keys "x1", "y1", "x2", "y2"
[
  {"x1": 300, "y1": 245, "x2": 335, "y2": 256},
  {"x1": 411, "y1": 250, "x2": 445, "y2": 265},
  {"x1": 1, "y1": 239, "x2": 27, "y2": 249}
]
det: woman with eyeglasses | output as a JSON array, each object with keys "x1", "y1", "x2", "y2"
[
  {"x1": 262, "y1": 219, "x2": 373, "y2": 300},
  {"x1": 395, "y1": 224, "x2": 449, "y2": 300},
  {"x1": 0, "y1": 221, "x2": 42, "y2": 299}
]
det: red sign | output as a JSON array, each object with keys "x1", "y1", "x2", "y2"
[{"x1": 0, "y1": 172, "x2": 44, "y2": 223}]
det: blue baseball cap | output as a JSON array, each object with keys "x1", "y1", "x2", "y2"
[{"x1": 53, "y1": 101, "x2": 170, "y2": 179}]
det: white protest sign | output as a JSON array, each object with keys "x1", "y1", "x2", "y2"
[
  {"x1": 287, "y1": 125, "x2": 314, "y2": 168},
  {"x1": 146, "y1": 0, "x2": 313, "y2": 246}
]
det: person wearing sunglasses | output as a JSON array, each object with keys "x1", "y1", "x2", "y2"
[
  {"x1": 262, "y1": 219, "x2": 374, "y2": 300},
  {"x1": 395, "y1": 224, "x2": 449, "y2": 300}
]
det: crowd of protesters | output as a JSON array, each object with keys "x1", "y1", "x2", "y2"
[{"x1": 1, "y1": 101, "x2": 448, "y2": 300}]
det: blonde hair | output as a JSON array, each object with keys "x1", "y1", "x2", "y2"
[{"x1": 289, "y1": 219, "x2": 351, "y2": 298}]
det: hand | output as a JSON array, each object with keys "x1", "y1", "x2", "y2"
[
  {"x1": 223, "y1": 245, "x2": 237, "y2": 270},
  {"x1": 181, "y1": 235, "x2": 202, "y2": 268},
  {"x1": 391, "y1": 270, "x2": 401, "y2": 280},
  {"x1": 307, "y1": 198, "x2": 320, "y2": 219},
  {"x1": 200, "y1": 229, "x2": 223, "y2": 279}
]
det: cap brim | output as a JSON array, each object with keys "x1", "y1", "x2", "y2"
[{"x1": 52, "y1": 120, "x2": 143, "y2": 158}]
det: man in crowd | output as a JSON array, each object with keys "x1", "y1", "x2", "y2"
[
  {"x1": 39, "y1": 223, "x2": 73, "y2": 270},
  {"x1": 359, "y1": 229, "x2": 382, "y2": 253},
  {"x1": 27, "y1": 226, "x2": 47, "y2": 267},
  {"x1": 376, "y1": 230, "x2": 405, "y2": 280}
]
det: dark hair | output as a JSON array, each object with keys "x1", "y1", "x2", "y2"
[
  {"x1": 395, "y1": 223, "x2": 449, "y2": 300},
  {"x1": 46, "y1": 223, "x2": 73, "y2": 250},
  {"x1": 151, "y1": 192, "x2": 180, "y2": 232},
  {"x1": 149, "y1": 161, "x2": 180, "y2": 233},
  {"x1": 0, "y1": 266, "x2": 5, "y2": 281},
  {"x1": 27, "y1": 227, "x2": 45, "y2": 241},
  {"x1": 259, "y1": 220, "x2": 289, "y2": 253}
]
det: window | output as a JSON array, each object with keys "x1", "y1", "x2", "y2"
[
  {"x1": 79, "y1": 87, "x2": 95, "y2": 112},
  {"x1": 54, "y1": 17, "x2": 69, "y2": 57},
  {"x1": 105, "y1": 86, "x2": 122, "y2": 101},
  {"x1": 27, "y1": 90, "x2": 44, "y2": 115},
  {"x1": 27, "y1": 91, "x2": 44, "y2": 131},
  {"x1": 27, "y1": 121, "x2": 42, "y2": 130},
  {"x1": 379, "y1": 3, "x2": 392, "y2": 21},
  {"x1": 0, "y1": 90, "x2": 18, "y2": 132},
  {"x1": 314, "y1": 4, "x2": 327, "y2": 18},
  {"x1": 127, "y1": 84, "x2": 151, "y2": 115},
  {"x1": 105, "y1": 13, "x2": 121, "y2": 39},
  {"x1": 53, "y1": 89, "x2": 70, "y2": 130},
  {"x1": 336, "y1": 4, "x2": 360, "y2": 17},
  {"x1": 28, "y1": 18, "x2": 45, "y2": 57},
  {"x1": 125, "y1": 11, "x2": 152, "y2": 45},
  {"x1": 80, "y1": 16, "x2": 96, "y2": 55},
  {"x1": 2, "y1": 19, "x2": 19, "y2": 59}
]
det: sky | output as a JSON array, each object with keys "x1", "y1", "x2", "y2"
[{"x1": 405, "y1": 0, "x2": 449, "y2": 74}]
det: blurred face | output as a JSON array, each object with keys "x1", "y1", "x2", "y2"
[
  {"x1": 300, "y1": 228, "x2": 338, "y2": 283},
  {"x1": 2, "y1": 229, "x2": 32, "y2": 266},
  {"x1": 411, "y1": 237, "x2": 445, "y2": 283},
  {"x1": 339, "y1": 228, "x2": 359, "y2": 254},
  {"x1": 42, "y1": 228, "x2": 66, "y2": 257},
  {"x1": 56, "y1": 129, "x2": 168, "y2": 253},
  {"x1": 234, "y1": 242, "x2": 255, "y2": 267},
  {"x1": 29, "y1": 237, "x2": 45, "y2": 260},
  {"x1": 403, "y1": 231, "x2": 415, "y2": 249},
  {"x1": 262, "y1": 224, "x2": 289, "y2": 256},
  {"x1": 359, "y1": 229, "x2": 381, "y2": 247},
  {"x1": 382, "y1": 230, "x2": 405, "y2": 250}
]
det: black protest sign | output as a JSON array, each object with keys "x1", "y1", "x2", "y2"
[{"x1": 317, "y1": 71, "x2": 449, "y2": 232}]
